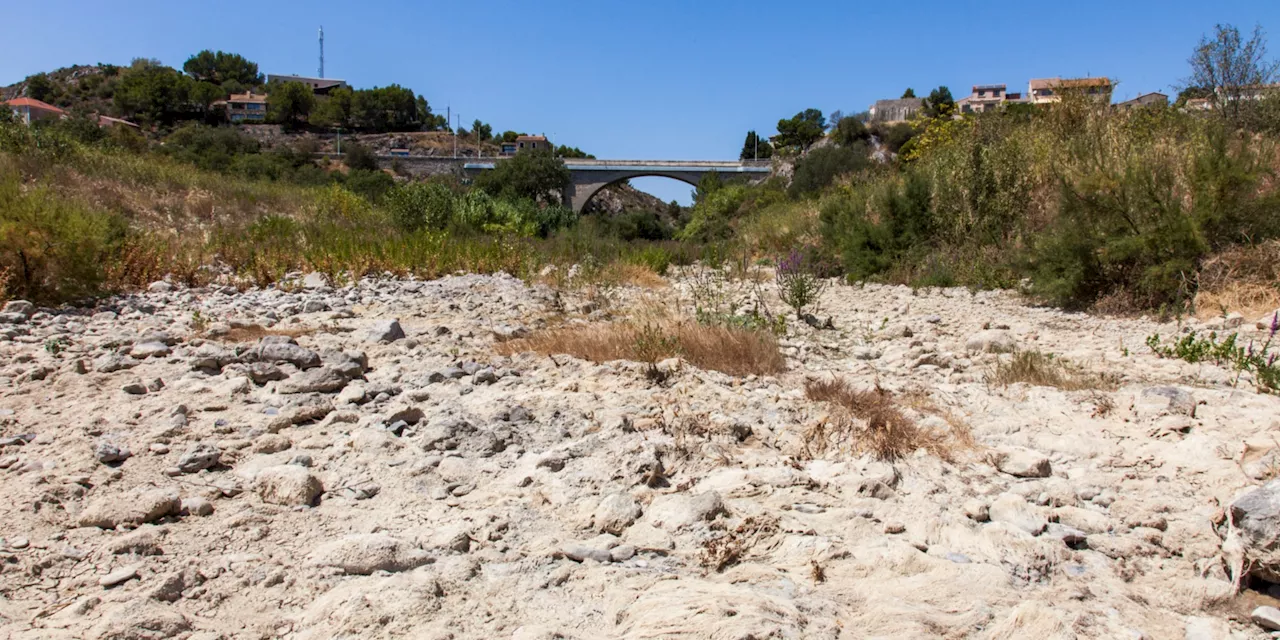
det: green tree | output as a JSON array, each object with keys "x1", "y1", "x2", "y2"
[
  {"x1": 832, "y1": 117, "x2": 869, "y2": 146},
  {"x1": 24, "y1": 73, "x2": 56, "y2": 102},
  {"x1": 774, "y1": 109, "x2": 826, "y2": 152},
  {"x1": 901, "y1": 88, "x2": 917, "y2": 99},
  {"x1": 313, "y1": 87, "x2": 353, "y2": 128},
  {"x1": 113, "y1": 63, "x2": 193, "y2": 123},
  {"x1": 350, "y1": 85, "x2": 420, "y2": 132},
  {"x1": 183, "y1": 50, "x2": 262, "y2": 86},
  {"x1": 268, "y1": 81, "x2": 316, "y2": 127},
  {"x1": 190, "y1": 81, "x2": 225, "y2": 119},
  {"x1": 556, "y1": 145, "x2": 593, "y2": 158},
  {"x1": 471, "y1": 119, "x2": 493, "y2": 141},
  {"x1": 922, "y1": 86, "x2": 955, "y2": 118},
  {"x1": 475, "y1": 147, "x2": 570, "y2": 202},
  {"x1": 739, "y1": 130, "x2": 774, "y2": 160},
  {"x1": 1185, "y1": 24, "x2": 1280, "y2": 124}
]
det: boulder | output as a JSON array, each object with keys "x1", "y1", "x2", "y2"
[
  {"x1": 308, "y1": 534, "x2": 432, "y2": 575},
  {"x1": 176, "y1": 443, "x2": 220, "y2": 473},
  {"x1": 278, "y1": 366, "x2": 349, "y2": 394},
  {"x1": 78, "y1": 489, "x2": 180, "y2": 529},
  {"x1": 367, "y1": 319, "x2": 406, "y2": 343},
  {"x1": 988, "y1": 493, "x2": 1047, "y2": 535},
  {"x1": 1230, "y1": 479, "x2": 1280, "y2": 582},
  {"x1": 965, "y1": 329, "x2": 1017, "y2": 353},
  {"x1": 249, "y1": 338, "x2": 321, "y2": 370},
  {"x1": 593, "y1": 493, "x2": 642, "y2": 534},
  {"x1": 644, "y1": 491, "x2": 726, "y2": 530},
  {"x1": 991, "y1": 447, "x2": 1052, "y2": 478},
  {"x1": 2, "y1": 300, "x2": 35, "y2": 317},
  {"x1": 255, "y1": 465, "x2": 323, "y2": 506}
]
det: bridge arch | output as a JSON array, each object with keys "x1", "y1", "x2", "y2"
[{"x1": 567, "y1": 171, "x2": 703, "y2": 215}]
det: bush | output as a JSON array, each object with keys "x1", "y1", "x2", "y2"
[
  {"x1": 609, "y1": 210, "x2": 672, "y2": 241},
  {"x1": 789, "y1": 143, "x2": 871, "y2": 197},
  {"x1": 0, "y1": 173, "x2": 124, "y2": 302},
  {"x1": 344, "y1": 142, "x2": 378, "y2": 172},
  {"x1": 386, "y1": 181, "x2": 456, "y2": 231},
  {"x1": 341, "y1": 169, "x2": 395, "y2": 202},
  {"x1": 164, "y1": 124, "x2": 259, "y2": 172}
]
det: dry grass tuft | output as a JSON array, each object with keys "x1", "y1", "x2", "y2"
[
  {"x1": 1194, "y1": 240, "x2": 1280, "y2": 320},
  {"x1": 495, "y1": 321, "x2": 787, "y2": 378},
  {"x1": 989, "y1": 350, "x2": 1117, "y2": 391},
  {"x1": 214, "y1": 324, "x2": 317, "y2": 343},
  {"x1": 804, "y1": 378, "x2": 967, "y2": 462},
  {"x1": 700, "y1": 515, "x2": 780, "y2": 572},
  {"x1": 609, "y1": 262, "x2": 668, "y2": 289}
]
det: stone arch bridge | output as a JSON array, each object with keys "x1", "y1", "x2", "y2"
[
  {"x1": 465, "y1": 159, "x2": 772, "y2": 213},
  {"x1": 329, "y1": 153, "x2": 773, "y2": 214}
]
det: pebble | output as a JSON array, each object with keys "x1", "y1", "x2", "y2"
[{"x1": 99, "y1": 566, "x2": 139, "y2": 588}]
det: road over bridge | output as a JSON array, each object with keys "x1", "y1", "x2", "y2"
[
  {"x1": 464, "y1": 159, "x2": 772, "y2": 213},
  {"x1": 324, "y1": 153, "x2": 774, "y2": 214}
]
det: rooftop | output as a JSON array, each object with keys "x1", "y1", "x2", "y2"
[
  {"x1": 226, "y1": 93, "x2": 268, "y2": 104},
  {"x1": 3, "y1": 97, "x2": 65, "y2": 113}
]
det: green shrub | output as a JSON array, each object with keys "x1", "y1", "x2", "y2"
[
  {"x1": 0, "y1": 173, "x2": 124, "y2": 301},
  {"x1": 386, "y1": 181, "x2": 456, "y2": 232},
  {"x1": 342, "y1": 169, "x2": 395, "y2": 202},
  {"x1": 789, "y1": 143, "x2": 871, "y2": 197}
]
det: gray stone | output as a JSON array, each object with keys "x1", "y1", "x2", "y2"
[
  {"x1": 562, "y1": 544, "x2": 612, "y2": 563},
  {"x1": 367, "y1": 319, "x2": 406, "y2": 343},
  {"x1": 249, "y1": 339, "x2": 321, "y2": 369},
  {"x1": 472, "y1": 368, "x2": 498, "y2": 385},
  {"x1": 176, "y1": 443, "x2": 220, "y2": 473},
  {"x1": 992, "y1": 447, "x2": 1052, "y2": 478},
  {"x1": 1253, "y1": 606, "x2": 1280, "y2": 631},
  {"x1": 78, "y1": 489, "x2": 180, "y2": 528},
  {"x1": 308, "y1": 534, "x2": 432, "y2": 575},
  {"x1": 645, "y1": 491, "x2": 726, "y2": 530},
  {"x1": 180, "y1": 497, "x2": 214, "y2": 516},
  {"x1": 2, "y1": 300, "x2": 34, "y2": 317},
  {"x1": 130, "y1": 342, "x2": 171, "y2": 359},
  {"x1": 121, "y1": 382, "x2": 148, "y2": 395},
  {"x1": 965, "y1": 329, "x2": 1017, "y2": 353},
  {"x1": 277, "y1": 366, "x2": 349, "y2": 394},
  {"x1": 988, "y1": 493, "x2": 1047, "y2": 535},
  {"x1": 1052, "y1": 506, "x2": 1111, "y2": 534},
  {"x1": 610, "y1": 544, "x2": 637, "y2": 562},
  {"x1": 94, "y1": 354, "x2": 136, "y2": 373},
  {"x1": 147, "y1": 281, "x2": 174, "y2": 293},
  {"x1": 255, "y1": 465, "x2": 323, "y2": 506},
  {"x1": 99, "y1": 565, "x2": 139, "y2": 588},
  {"x1": 593, "y1": 492, "x2": 642, "y2": 534},
  {"x1": 1230, "y1": 479, "x2": 1280, "y2": 582},
  {"x1": 94, "y1": 440, "x2": 131, "y2": 465}
]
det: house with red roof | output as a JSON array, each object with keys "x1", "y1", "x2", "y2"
[{"x1": 4, "y1": 97, "x2": 66, "y2": 125}]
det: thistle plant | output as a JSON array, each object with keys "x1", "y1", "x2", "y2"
[
  {"x1": 1146, "y1": 312, "x2": 1279, "y2": 393},
  {"x1": 775, "y1": 248, "x2": 827, "y2": 318}
]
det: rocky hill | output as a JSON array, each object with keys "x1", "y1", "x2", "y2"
[{"x1": 1, "y1": 267, "x2": 1279, "y2": 638}]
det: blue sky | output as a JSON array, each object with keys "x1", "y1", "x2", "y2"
[{"x1": 3, "y1": 0, "x2": 1277, "y2": 203}]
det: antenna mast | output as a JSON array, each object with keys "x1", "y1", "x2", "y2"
[{"x1": 318, "y1": 26, "x2": 325, "y2": 78}]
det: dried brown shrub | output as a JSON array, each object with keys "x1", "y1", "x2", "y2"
[
  {"x1": 989, "y1": 350, "x2": 1117, "y2": 391},
  {"x1": 699, "y1": 515, "x2": 779, "y2": 572},
  {"x1": 495, "y1": 321, "x2": 786, "y2": 377},
  {"x1": 804, "y1": 378, "x2": 966, "y2": 462},
  {"x1": 1194, "y1": 240, "x2": 1280, "y2": 320}
]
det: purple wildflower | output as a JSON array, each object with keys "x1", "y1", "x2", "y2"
[{"x1": 1271, "y1": 311, "x2": 1279, "y2": 337}]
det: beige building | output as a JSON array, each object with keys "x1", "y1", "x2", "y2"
[
  {"x1": 868, "y1": 98, "x2": 923, "y2": 122},
  {"x1": 1028, "y1": 77, "x2": 1113, "y2": 104},
  {"x1": 217, "y1": 93, "x2": 269, "y2": 123}
]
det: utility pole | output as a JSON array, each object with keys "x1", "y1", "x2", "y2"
[
  {"x1": 449, "y1": 106, "x2": 455, "y2": 158},
  {"x1": 754, "y1": 132, "x2": 757, "y2": 161},
  {"x1": 318, "y1": 26, "x2": 324, "y2": 79}
]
